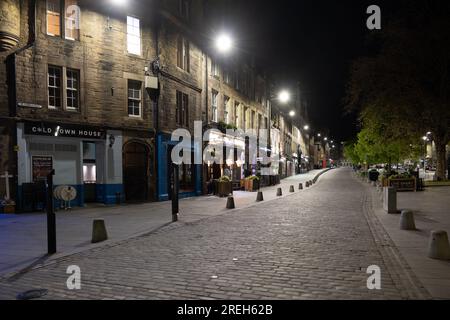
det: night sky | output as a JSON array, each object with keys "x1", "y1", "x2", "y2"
[{"x1": 208, "y1": 0, "x2": 404, "y2": 142}]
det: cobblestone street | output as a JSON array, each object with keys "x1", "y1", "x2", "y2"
[{"x1": 0, "y1": 169, "x2": 430, "y2": 300}]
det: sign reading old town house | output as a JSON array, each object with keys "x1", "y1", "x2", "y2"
[{"x1": 24, "y1": 122, "x2": 106, "y2": 139}]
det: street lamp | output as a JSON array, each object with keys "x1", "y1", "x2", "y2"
[
  {"x1": 111, "y1": 0, "x2": 127, "y2": 5},
  {"x1": 215, "y1": 33, "x2": 233, "y2": 54},
  {"x1": 303, "y1": 125, "x2": 309, "y2": 131},
  {"x1": 317, "y1": 133, "x2": 321, "y2": 137},
  {"x1": 278, "y1": 90, "x2": 291, "y2": 104},
  {"x1": 289, "y1": 110, "x2": 296, "y2": 117}
]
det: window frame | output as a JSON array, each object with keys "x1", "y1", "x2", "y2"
[
  {"x1": 48, "y1": 65, "x2": 63, "y2": 109},
  {"x1": 126, "y1": 16, "x2": 142, "y2": 56},
  {"x1": 65, "y1": 68, "x2": 80, "y2": 111},
  {"x1": 127, "y1": 79, "x2": 143, "y2": 118},
  {"x1": 46, "y1": 0, "x2": 80, "y2": 41},
  {"x1": 211, "y1": 90, "x2": 218, "y2": 123}
]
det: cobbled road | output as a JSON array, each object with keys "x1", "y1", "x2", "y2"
[{"x1": 0, "y1": 168, "x2": 429, "y2": 300}]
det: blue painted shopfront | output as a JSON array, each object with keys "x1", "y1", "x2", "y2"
[{"x1": 157, "y1": 133, "x2": 202, "y2": 201}]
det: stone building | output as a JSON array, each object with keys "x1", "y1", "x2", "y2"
[{"x1": 0, "y1": 0, "x2": 313, "y2": 211}]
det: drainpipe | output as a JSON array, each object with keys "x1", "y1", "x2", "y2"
[
  {"x1": 5, "y1": 0, "x2": 36, "y2": 210},
  {"x1": 6, "y1": 0, "x2": 37, "y2": 117}
]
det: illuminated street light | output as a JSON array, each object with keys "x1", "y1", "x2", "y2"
[
  {"x1": 289, "y1": 110, "x2": 296, "y2": 117},
  {"x1": 216, "y1": 33, "x2": 233, "y2": 53},
  {"x1": 422, "y1": 136, "x2": 428, "y2": 141},
  {"x1": 303, "y1": 125, "x2": 309, "y2": 131},
  {"x1": 278, "y1": 90, "x2": 291, "y2": 104},
  {"x1": 317, "y1": 133, "x2": 321, "y2": 137},
  {"x1": 112, "y1": 0, "x2": 127, "y2": 5},
  {"x1": 324, "y1": 137, "x2": 328, "y2": 141}
]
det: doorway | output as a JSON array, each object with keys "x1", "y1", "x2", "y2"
[{"x1": 123, "y1": 141, "x2": 151, "y2": 202}]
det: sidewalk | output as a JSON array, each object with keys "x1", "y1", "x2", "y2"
[
  {"x1": 366, "y1": 181, "x2": 450, "y2": 299},
  {"x1": 0, "y1": 169, "x2": 325, "y2": 277}
]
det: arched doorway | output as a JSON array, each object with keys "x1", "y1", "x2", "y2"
[{"x1": 123, "y1": 141, "x2": 152, "y2": 202}]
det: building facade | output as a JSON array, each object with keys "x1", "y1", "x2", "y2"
[{"x1": 0, "y1": 0, "x2": 316, "y2": 211}]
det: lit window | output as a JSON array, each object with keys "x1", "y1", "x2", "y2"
[
  {"x1": 65, "y1": 0, "x2": 80, "y2": 40},
  {"x1": 127, "y1": 16, "x2": 141, "y2": 55},
  {"x1": 47, "y1": 0, "x2": 61, "y2": 36},
  {"x1": 48, "y1": 65, "x2": 62, "y2": 109},
  {"x1": 128, "y1": 80, "x2": 142, "y2": 117},
  {"x1": 66, "y1": 68, "x2": 79, "y2": 110},
  {"x1": 212, "y1": 91, "x2": 218, "y2": 122}
]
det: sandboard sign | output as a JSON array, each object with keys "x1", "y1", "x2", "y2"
[{"x1": 32, "y1": 156, "x2": 53, "y2": 182}]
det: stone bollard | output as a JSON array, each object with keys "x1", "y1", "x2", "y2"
[
  {"x1": 305, "y1": 181, "x2": 309, "y2": 188},
  {"x1": 92, "y1": 219, "x2": 108, "y2": 243},
  {"x1": 256, "y1": 191, "x2": 264, "y2": 202},
  {"x1": 428, "y1": 230, "x2": 450, "y2": 260},
  {"x1": 383, "y1": 187, "x2": 398, "y2": 214},
  {"x1": 226, "y1": 196, "x2": 236, "y2": 209},
  {"x1": 289, "y1": 185, "x2": 295, "y2": 193},
  {"x1": 400, "y1": 210, "x2": 416, "y2": 230},
  {"x1": 276, "y1": 188, "x2": 282, "y2": 196},
  {"x1": 299, "y1": 183, "x2": 303, "y2": 190}
]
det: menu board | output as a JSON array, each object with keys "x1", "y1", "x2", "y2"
[{"x1": 32, "y1": 156, "x2": 53, "y2": 181}]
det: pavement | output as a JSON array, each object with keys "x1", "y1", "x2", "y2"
[
  {"x1": 0, "y1": 170, "x2": 324, "y2": 277},
  {"x1": 0, "y1": 168, "x2": 433, "y2": 300},
  {"x1": 366, "y1": 180, "x2": 450, "y2": 299}
]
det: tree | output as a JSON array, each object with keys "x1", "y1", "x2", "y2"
[{"x1": 346, "y1": 1, "x2": 450, "y2": 180}]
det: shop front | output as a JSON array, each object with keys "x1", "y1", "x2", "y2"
[{"x1": 16, "y1": 121, "x2": 123, "y2": 211}]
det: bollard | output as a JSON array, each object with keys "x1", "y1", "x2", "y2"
[
  {"x1": 92, "y1": 219, "x2": 108, "y2": 243},
  {"x1": 276, "y1": 188, "x2": 282, "y2": 196},
  {"x1": 400, "y1": 210, "x2": 416, "y2": 230},
  {"x1": 428, "y1": 230, "x2": 450, "y2": 260},
  {"x1": 383, "y1": 187, "x2": 398, "y2": 214},
  {"x1": 226, "y1": 196, "x2": 235, "y2": 209},
  {"x1": 289, "y1": 185, "x2": 295, "y2": 193},
  {"x1": 256, "y1": 191, "x2": 264, "y2": 202},
  {"x1": 305, "y1": 181, "x2": 310, "y2": 188},
  {"x1": 299, "y1": 183, "x2": 303, "y2": 190}
]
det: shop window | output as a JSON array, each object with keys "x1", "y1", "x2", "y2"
[
  {"x1": 83, "y1": 164, "x2": 97, "y2": 184},
  {"x1": 128, "y1": 80, "x2": 142, "y2": 117},
  {"x1": 127, "y1": 16, "x2": 141, "y2": 55},
  {"x1": 66, "y1": 68, "x2": 80, "y2": 110},
  {"x1": 48, "y1": 65, "x2": 62, "y2": 109}
]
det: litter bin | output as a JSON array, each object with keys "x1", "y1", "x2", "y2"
[{"x1": 368, "y1": 169, "x2": 380, "y2": 182}]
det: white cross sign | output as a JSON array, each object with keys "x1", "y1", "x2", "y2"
[{"x1": 1, "y1": 171, "x2": 13, "y2": 201}]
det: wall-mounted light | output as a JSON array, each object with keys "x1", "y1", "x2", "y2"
[{"x1": 109, "y1": 134, "x2": 116, "y2": 148}]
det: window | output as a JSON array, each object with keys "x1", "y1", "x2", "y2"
[
  {"x1": 251, "y1": 110, "x2": 255, "y2": 129},
  {"x1": 234, "y1": 102, "x2": 240, "y2": 128},
  {"x1": 224, "y1": 96, "x2": 230, "y2": 124},
  {"x1": 66, "y1": 68, "x2": 79, "y2": 110},
  {"x1": 179, "y1": 0, "x2": 190, "y2": 21},
  {"x1": 65, "y1": 0, "x2": 80, "y2": 40},
  {"x1": 47, "y1": 0, "x2": 80, "y2": 40},
  {"x1": 211, "y1": 91, "x2": 218, "y2": 122},
  {"x1": 47, "y1": 0, "x2": 61, "y2": 36},
  {"x1": 128, "y1": 80, "x2": 142, "y2": 117},
  {"x1": 235, "y1": 71, "x2": 240, "y2": 90},
  {"x1": 211, "y1": 60, "x2": 219, "y2": 78},
  {"x1": 176, "y1": 91, "x2": 189, "y2": 126},
  {"x1": 177, "y1": 36, "x2": 190, "y2": 72},
  {"x1": 127, "y1": 16, "x2": 141, "y2": 55},
  {"x1": 48, "y1": 65, "x2": 62, "y2": 109}
]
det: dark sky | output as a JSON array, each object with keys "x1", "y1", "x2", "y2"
[{"x1": 208, "y1": 0, "x2": 402, "y2": 142}]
